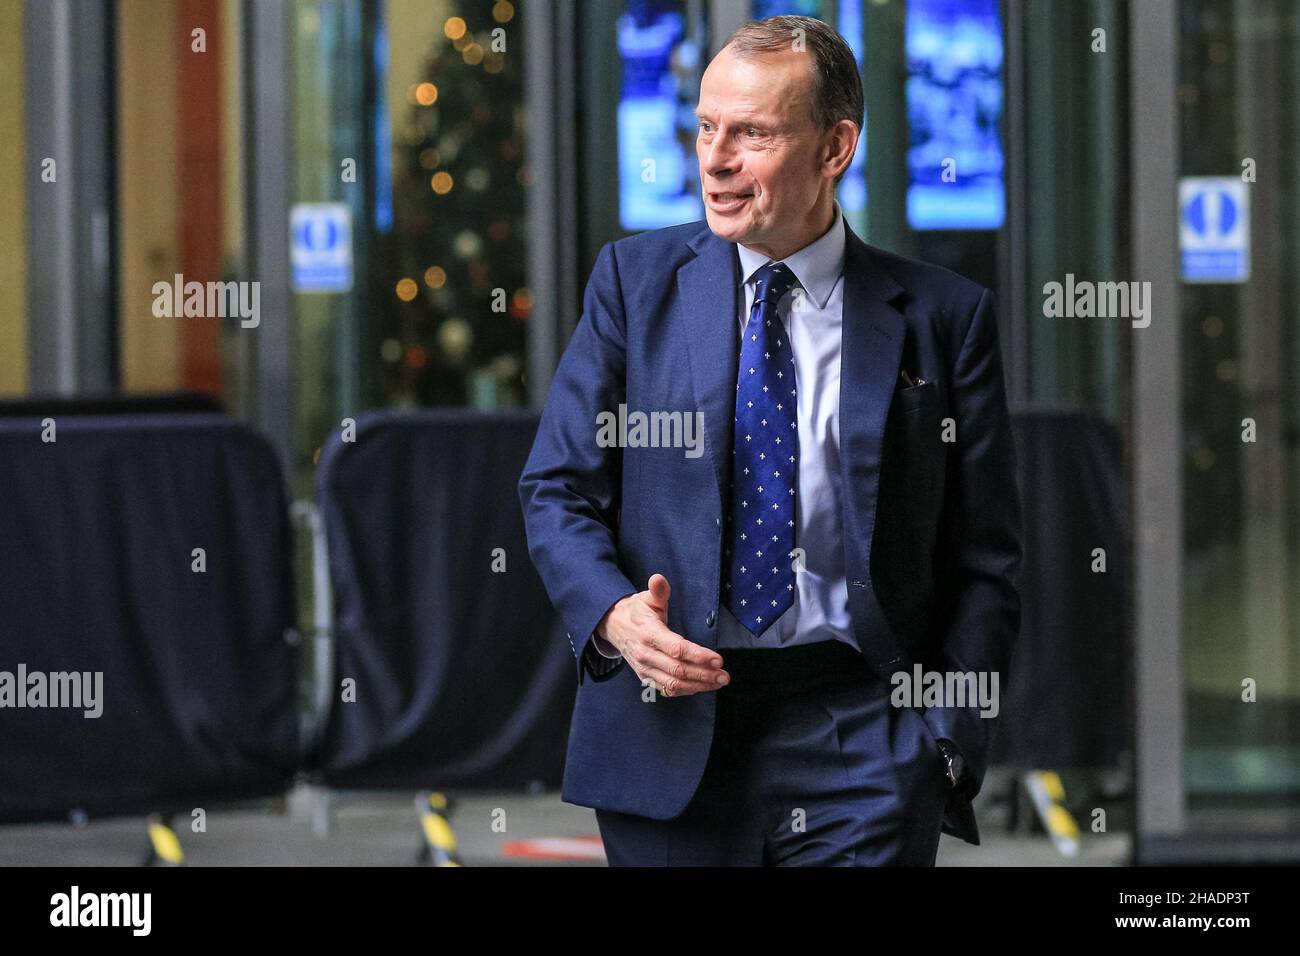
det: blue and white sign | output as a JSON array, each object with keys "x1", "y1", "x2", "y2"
[
  {"x1": 291, "y1": 203, "x2": 353, "y2": 293},
  {"x1": 1179, "y1": 177, "x2": 1249, "y2": 284}
]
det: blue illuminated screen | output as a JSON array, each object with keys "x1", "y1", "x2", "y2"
[
  {"x1": 906, "y1": 0, "x2": 1005, "y2": 230},
  {"x1": 617, "y1": 1, "x2": 705, "y2": 231}
]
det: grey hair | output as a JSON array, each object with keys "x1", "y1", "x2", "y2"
[{"x1": 721, "y1": 15, "x2": 864, "y2": 137}]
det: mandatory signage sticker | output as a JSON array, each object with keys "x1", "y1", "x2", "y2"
[
  {"x1": 1179, "y1": 177, "x2": 1249, "y2": 284},
  {"x1": 291, "y1": 202, "x2": 353, "y2": 293}
]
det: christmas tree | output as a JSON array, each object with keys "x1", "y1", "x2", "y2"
[{"x1": 386, "y1": 2, "x2": 528, "y2": 409}]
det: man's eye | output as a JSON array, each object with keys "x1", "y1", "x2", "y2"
[{"x1": 746, "y1": 127, "x2": 759, "y2": 137}]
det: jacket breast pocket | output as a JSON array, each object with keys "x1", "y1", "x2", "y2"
[{"x1": 895, "y1": 378, "x2": 939, "y2": 414}]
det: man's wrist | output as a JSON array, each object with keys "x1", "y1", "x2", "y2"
[
  {"x1": 936, "y1": 738, "x2": 966, "y2": 790},
  {"x1": 592, "y1": 594, "x2": 633, "y2": 660},
  {"x1": 591, "y1": 633, "x2": 622, "y2": 659}
]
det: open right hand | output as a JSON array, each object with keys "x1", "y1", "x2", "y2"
[{"x1": 596, "y1": 574, "x2": 729, "y2": 696}]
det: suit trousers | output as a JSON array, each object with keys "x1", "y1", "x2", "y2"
[{"x1": 595, "y1": 639, "x2": 951, "y2": 866}]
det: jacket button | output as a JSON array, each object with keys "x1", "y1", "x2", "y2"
[
  {"x1": 706, "y1": 610, "x2": 716, "y2": 627},
  {"x1": 715, "y1": 517, "x2": 721, "y2": 527}
]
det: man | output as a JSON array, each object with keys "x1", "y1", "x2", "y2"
[{"x1": 519, "y1": 15, "x2": 1022, "y2": 866}]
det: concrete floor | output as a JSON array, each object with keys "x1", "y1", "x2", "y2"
[{"x1": 1, "y1": 781, "x2": 1128, "y2": 866}]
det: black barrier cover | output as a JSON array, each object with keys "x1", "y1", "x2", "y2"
[
  {"x1": 312, "y1": 410, "x2": 573, "y2": 790},
  {"x1": 989, "y1": 409, "x2": 1132, "y2": 769},
  {"x1": 0, "y1": 414, "x2": 298, "y2": 824},
  {"x1": 0, "y1": 391, "x2": 224, "y2": 417}
]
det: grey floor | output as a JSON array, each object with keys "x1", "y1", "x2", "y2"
[{"x1": 1, "y1": 781, "x2": 1128, "y2": 866}]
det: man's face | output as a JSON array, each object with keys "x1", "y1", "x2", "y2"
[{"x1": 695, "y1": 45, "x2": 842, "y2": 257}]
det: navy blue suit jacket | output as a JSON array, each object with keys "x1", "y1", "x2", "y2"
[{"x1": 519, "y1": 216, "x2": 1023, "y2": 846}]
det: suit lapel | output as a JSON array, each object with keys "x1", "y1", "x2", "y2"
[
  {"x1": 837, "y1": 222, "x2": 915, "y2": 673},
  {"x1": 838, "y1": 221, "x2": 907, "y2": 552},
  {"x1": 678, "y1": 226, "x2": 741, "y2": 508}
]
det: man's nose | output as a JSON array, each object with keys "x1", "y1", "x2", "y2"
[{"x1": 701, "y1": 132, "x2": 738, "y2": 180}]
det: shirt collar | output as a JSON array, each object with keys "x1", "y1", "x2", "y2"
[{"x1": 736, "y1": 200, "x2": 846, "y2": 311}]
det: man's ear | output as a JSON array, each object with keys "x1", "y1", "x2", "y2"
[{"x1": 824, "y1": 119, "x2": 859, "y2": 181}]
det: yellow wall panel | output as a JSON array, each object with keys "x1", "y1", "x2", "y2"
[
  {"x1": 118, "y1": 0, "x2": 182, "y2": 391},
  {"x1": 0, "y1": 2, "x2": 28, "y2": 395}
]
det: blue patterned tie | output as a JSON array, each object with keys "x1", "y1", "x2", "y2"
[{"x1": 723, "y1": 261, "x2": 800, "y2": 636}]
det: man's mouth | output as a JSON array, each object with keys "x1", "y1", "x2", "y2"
[{"x1": 707, "y1": 191, "x2": 753, "y2": 211}]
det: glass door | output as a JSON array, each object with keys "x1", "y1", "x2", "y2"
[
  {"x1": 289, "y1": 0, "x2": 530, "y2": 494},
  {"x1": 1178, "y1": 0, "x2": 1300, "y2": 822}
]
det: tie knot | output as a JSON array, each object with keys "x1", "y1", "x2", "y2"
[{"x1": 753, "y1": 262, "x2": 798, "y2": 304}]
